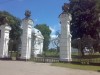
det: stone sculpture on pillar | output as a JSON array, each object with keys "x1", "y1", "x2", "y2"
[
  {"x1": 0, "y1": 16, "x2": 11, "y2": 58},
  {"x1": 59, "y1": 3, "x2": 72, "y2": 62},
  {"x1": 21, "y1": 10, "x2": 33, "y2": 60},
  {"x1": 32, "y1": 28, "x2": 44, "y2": 57}
]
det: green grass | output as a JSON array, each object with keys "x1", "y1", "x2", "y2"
[
  {"x1": 51, "y1": 63, "x2": 100, "y2": 71},
  {"x1": 44, "y1": 51, "x2": 59, "y2": 57}
]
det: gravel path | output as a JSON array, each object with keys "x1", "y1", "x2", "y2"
[{"x1": 0, "y1": 61, "x2": 99, "y2": 75}]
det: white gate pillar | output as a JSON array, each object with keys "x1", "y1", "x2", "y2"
[
  {"x1": 21, "y1": 15, "x2": 33, "y2": 60},
  {"x1": 59, "y1": 4, "x2": 72, "y2": 62},
  {"x1": 21, "y1": 19, "x2": 33, "y2": 59},
  {"x1": 0, "y1": 24, "x2": 11, "y2": 58}
]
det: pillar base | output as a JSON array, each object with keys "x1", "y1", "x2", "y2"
[
  {"x1": 20, "y1": 56, "x2": 30, "y2": 60},
  {"x1": 0, "y1": 55, "x2": 9, "y2": 58}
]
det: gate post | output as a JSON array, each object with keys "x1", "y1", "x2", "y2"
[
  {"x1": 20, "y1": 10, "x2": 33, "y2": 60},
  {"x1": 0, "y1": 24, "x2": 11, "y2": 58},
  {"x1": 59, "y1": 3, "x2": 72, "y2": 62}
]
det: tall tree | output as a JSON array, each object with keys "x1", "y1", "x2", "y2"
[
  {"x1": 68, "y1": 0, "x2": 100, "y2": 54},
  {"x1": 69, "y1": 0, "x2": 100, "y2": 39},
  {"x1": 35, "y1": 24, "x2": 51, "y2": 51}
]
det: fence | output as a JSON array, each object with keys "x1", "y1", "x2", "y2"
[
  {"x1": 30, "y1": 50, "x2": 60, "y2": 63},
  {"x1": 72, "y1": 54, "x2": 100, "y2": 65},
  {"x1": 31, "y1": 57, "x2": 59, "y2": 63}
]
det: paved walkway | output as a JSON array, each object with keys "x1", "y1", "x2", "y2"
[{"x1": 0, "y1": 61, "x2": 99, "y2": 75}]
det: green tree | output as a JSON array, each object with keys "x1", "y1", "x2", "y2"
[
  {"x1": 69, "y1": 0, "x2": 100, "y2": 39},
  {"x1": 67, "y1": 0, "x2": 100, "y2": 55},
  {"x1": 35, "y1": 24, "x2": 51, "y2": 51}
]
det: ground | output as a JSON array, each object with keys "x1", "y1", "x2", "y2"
[{"x1": 0, "y1": 61, "x2": 99, "y2": 75}]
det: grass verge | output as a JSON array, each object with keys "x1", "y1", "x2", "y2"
[{"x1": 51, "y1": 63, "x2": 100, "y2": 71}]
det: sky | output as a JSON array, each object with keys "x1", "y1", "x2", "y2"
[{"x1": 0, "y1": 0, "x2": 69, "y2": 38}]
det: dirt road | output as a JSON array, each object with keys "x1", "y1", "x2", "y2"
[{"x1": 0, "y1": 61, "x2": 99, "y2": 75}]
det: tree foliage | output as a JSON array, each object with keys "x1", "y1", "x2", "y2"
[
  {"x1": 69, "y1": 0, "x2": 100, "y2": 39},
  {"x1": 35, "y1": 24, "x2": 51, "y2": 51}
]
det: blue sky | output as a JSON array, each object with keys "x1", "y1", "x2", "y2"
[{"x1": 0, "y1": 0, "x2": 69, "y2": 38}]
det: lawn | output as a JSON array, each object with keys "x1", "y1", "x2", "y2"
[{"x1": 51, "y1": 63, "x2": 100, "y2": 72}]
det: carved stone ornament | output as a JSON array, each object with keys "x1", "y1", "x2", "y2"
[
  {"x1": 25, "y1": 10, "x2": 31, "y2": 18},
  {"x1": 62, "y1": 3, "x2": 69, "y2": 13},
  {"x1": 0, "y1": 16, "x2": 9, "y2": 26}
]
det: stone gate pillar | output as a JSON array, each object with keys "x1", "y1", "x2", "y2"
[
  {"x1": 59, "y1": 3, "x2": 72, "y2": 62},
  {"x1": 0, "y1": 24, "x2": 11, "y2": 58},
  {"x1": 21, "y1": 10, "x2": 33, "y2": 60}
]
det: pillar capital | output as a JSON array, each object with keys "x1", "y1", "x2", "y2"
[{"x1": 59, "y1": 13, "x2": 72, "y2": 24}]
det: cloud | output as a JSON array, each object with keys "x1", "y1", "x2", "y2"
[
  {"x1": 49, "y1": 26, "x2": 57, "y2": 39},
  {"x1": 50, "y1": 34, "x2": 57, "y2": 39},
  {"x1": 49, "y1": 27, "x2": 55, "y2": 34}
]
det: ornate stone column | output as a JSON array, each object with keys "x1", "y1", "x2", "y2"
[
  {"x1": 59, "y1": 3, "x2": 72, "y2": 62},
  {"x1": 21, "y1": 10, "x2": 33, "y2": 60},
  {"x1": 0, "y1": 24, "x2": 11, "y2": 58}
]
